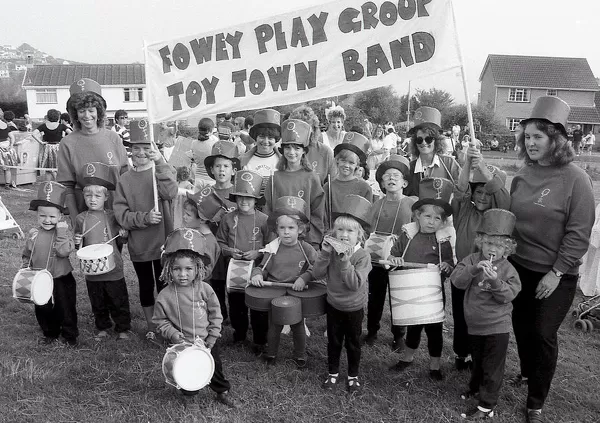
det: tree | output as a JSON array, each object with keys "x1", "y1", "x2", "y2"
[
  {"x1": 441, "y1": 103, "x2": 509, "y2": 136},
  {"x1": 350, "y1": 86, "x2": 402, "y2": 125},
  {"x1": 413, "y1": 88, "x2": 454, "y2": 112}
]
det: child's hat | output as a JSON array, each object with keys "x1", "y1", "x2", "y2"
[
  {"x1": 478, "y1": 209, "x2": 516, "y2": 236},
  {"x1": 129, "y1": 118, "x2": 152, "y2": 145},
  {"x1": 229, "y1": 170, "x2": 264, "y2": 203},
  {"x1": 375, "y1": 154, "x2": 410, "y2": 184},
  {"x1": 29, "y1": 181, "x2": 68, "y2": 214},
  {"x1": 67, "y1": 78, "x2": 106, "y2": 109},
  {"x1": 331, "y1": 194, "x2": 372, "y2": 234},
  {"x1": 469, "y1": 164, "x2": 507, "y2": 186},
  {"x1": 267, "y1": 196, "x2": 309, "y2": 229},
  {"x1": 334, "y1": 132, "x2": 370, "y2": 164},
  {"x1": 186, "y1": 187, "x2": 230, "y2": 223},
  {"x1": 249, "y1": 109, "x2": 281, "y2": 140},
  {"x1": 520, "y1": 96, "x2": 570, "y2": 137},
  {"x1": 82, "y1": 162, "x2": 117, "y2": 190},
  {"x1": 203, "y1": 141, "x2": 241, "y2": 179},
  {"x1": 407, "y1": 106, "x2": 442, "y2": 136},
  {"x1": 280, "y1": 119, "x2": 311, "y2": 148},
  {"x1": 411, "y1": 177, "x2": 453, "y2": 217},
  {"x1": 162, "y1": 228, "x2": 211, "y2": 266}
]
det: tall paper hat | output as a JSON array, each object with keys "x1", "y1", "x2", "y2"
[
  {"x1": 376, "y1": 154, "x2": 411, "y2": 184},
  {"x1": 229, "y1": 170, "x2": 264, "y2": 201},
  {"x1": 408, "y1": 107, "x2": 442, "y2": 136},
  {"x1": 470, "y1": 164, "x2": 507, "y2": 186},
  {"x1": 82, "y1": 162, "x2": 117, "y2": 190},
  {"x1": 267, "y1": 196, "x2": 309, "y2": 228},
  {"x1": 249, "y1": 109, "x2": 281, "y2": 140},
  {"x1": 129, "y1": 119, "x2": 152, "y2": 144},
  {"x1": 520, "y1": 96, "x2": 570, "y2": 137},
  {"x1": 67, "y1": 78, "x2": 106, "y2": 109},
  {"x1": 411, "y1": 177, "x2": 453, "y2": 217},
  {"x1": 280, "y1": 119, "x2": 311, "y2": 148},
  {"x1": 334, "y1": 132, "x2": 370, "y2": 164},
  {"x1": 162, "y1": 228, "x2": 211, "y2": 265},
  {"x1": 203, "y1": 141, "x2": 241, "y2": 179},
  {"x1": 477, "y1": 209, "x2": 516, "y2": 236},
  {"x1": 186, "y1": 187, "x2": 229, "y2": 223},
  {"x1": 29, "y1": 181, "x2": 68, "y2": 213},
  {"x1": 331, "y1": 194, "x2": 372, "y2": 233}
]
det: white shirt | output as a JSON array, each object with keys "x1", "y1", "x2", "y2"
[{"x1": 413, "y1": 154, "x2": 441, "y2": 175}]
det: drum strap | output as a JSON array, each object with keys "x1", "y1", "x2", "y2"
[
  {"x1": 401, "y1": 234, "x2": 443, "y2": 266},
  {"x1": 233, "y1": 212, "x2": 256, "y2": 252},
  {"x1": 174, "y1": 283, "x2": 197, "y2": 345},
  {"x1": 374, "y1": 198, "x2": 402, "y2": 235},
  {"x1": 28, "y1": 231, "x2": 55, "y2": 271}
]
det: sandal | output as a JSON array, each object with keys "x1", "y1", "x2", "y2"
[{"x1": 322, "y1": 374, "x2": 339, "y2": 390}]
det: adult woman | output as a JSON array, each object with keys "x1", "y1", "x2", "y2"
[
  {"x1": 0, "y1": 109, "x2": 19, "y2": 189},
  {"x1": 57, "y1": 78, "x2": 129, "y2": 226},
  {"x1": 33, "y1": 108, "x2": 71, "y2": 181},
  {"x1": 405, "y1": 107, "x2": 461, "y2": 197},
  {"x1": 321, "y1": 105, "x2": 346, "y2": 150},
  {"x1": 509, "y1": 96, "x2": 595, "y2": 423},
  {"x1": 367, "y1": 125, "x2": 387, "y2": 170}
]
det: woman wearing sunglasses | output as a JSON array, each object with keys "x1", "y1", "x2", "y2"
[{"x1": 405, "y1": 107, "x2": 461, "y2": 197}]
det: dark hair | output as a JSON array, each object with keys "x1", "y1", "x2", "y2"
[
  {"x1": 3, "y1": 111, "x2": 15, "y2": 121},
  {"x1": 67, "y1": 92, "x2": 106, "y2": 130},
  {"x1": 224, "y1": 112, "x2": 232, "y2": 120},
  {"x1": 409, "y1": 126, "x2": 444, "y2": 157},
  {"x1": 60, "y1": 112, "x2": 71, "y2": 124},
  {"x1": 114, "y1": 109, "x2": 128, "y2": 120},
  {"x1": 277, "y1": 145, "x2": 312, "y2": 171},
  {"x1": 198, "y1": 117, "x2": 215, "y2": 132},
  {"x1": 517, "y1": 120, "x2": 574, "y2": 166},
  {"x1": 160, "y1": 250, "x2": 207, "y2": 285},
  {"x1": 46, "y1": 109, "x2": 60, "y2": 123},
  {"x1": 254, "y1": 126, "x2": 281, "y2": 141},
  {"x1": 244, "y1": 116, "x2": 254, "y2": 128},
  {"x1": 289, "y1": 105, "x2": 320, "y2": 145},
  {"x1": 176, "y1": 166, "x2": 191, "y2": 183}
]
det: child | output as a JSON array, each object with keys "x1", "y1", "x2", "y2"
[
  {"x1": 310, "y1": 195, "x2": 372, "y2": 393},
  {"x1": 189, "y1": 117, "x2": 218, "y2": 189},
  {"x1": 264, "y1": 119, "x2": 325, "y2": 249},
  {"x1": 74, "y1": 162, "x2": 131, "y2": 341},
  {"x1": 152, "y1": 228, "x2": 237, "y2": 408},
  {"x1": 323, "y1": 132, "x2": 372, "y2": 230},
  {"x1": 250, "y1": 196, "x2": 318, "y2": 364},
  {"x1": 113, "y1": 120, "x2": 178, "y2": 341},
  {"x1": 203, "y1": 140, "x2": 240, "y2": 211},
  {"x1": 23, "y1": 182, "x2": 77, "y2": 345},
  {"x1": 176, "y1": 166, "x2": 194, "y2": 191},
  {"x1": 450, "y1": 209, "x2": 521, "y2": 420},
  {"x1": 451, "y1": 145, "x2": 510, "y2": 370},
  {"x1": 388, "y1": 177, "x2": 455, "y2": 380},
  {"x1": 216, "y1": 170, "x2": 269, "y2": 345},
  {"x1": 363, "y1": 154, "x2": 417, "y2": 349}
]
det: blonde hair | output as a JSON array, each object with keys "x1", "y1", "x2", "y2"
[
  {"x1": 325, "y1": 105, "x2": 346, "y2": 122},
  {"x1": 83, "y1": 184, "x2": 108, "y2": 196},
  {"x1": 474, "y1": 233, "x2": 517, "y2": 257},
  {"x1": 335, "y1": 149, "x2": 360, "y2": 163},
  {"x1": 414, "y1": 204, "x2": 448, "y2": 221},
  {"x1": 332, "y1": 215, "x2": 366, "y2": 245},
  {"x1": 160, "y1": 250, "x2": 208, "y2": 285},
  {"x1": 275, "y1": 214, "x2": 307, "y2": 238}
]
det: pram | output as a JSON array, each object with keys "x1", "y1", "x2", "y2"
[
  {"x1": 0, "y1": 195, "x2": 25, "y2": 239},
  {"x1": 572, "y1": 294, "x2": 600, "y2": 332}
]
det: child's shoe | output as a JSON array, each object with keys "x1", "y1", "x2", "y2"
[
  {"x1": 429, "y1": 369, "x2": 444, "y2": 381},
  {"x1": 347, "y1": 376, "x2": 361, "y2": 394},
  {"x1": 293, "y1": 358, "x2": 306, "y2": 368},
  {"x1": 215, "y1": 391, "x2": 240, "y2": 409},
  {"x1": 526, "y1": 409, "x2": 544, "y2": 423},
  {"x1": 322, "y1": 373, "x2": 339, "y2": 390},
  {"x1": 94, "y1": 330, "x2": 109, "y2": 341},
  {"x1": 460, "y1": 406, "x2": 494, "y2": 420},
  {"x1": 460, "y1": 390, "x2": 480, "y2": 401}
]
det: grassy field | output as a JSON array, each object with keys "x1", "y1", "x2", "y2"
[{"x1": 0, "y1": 181, "x2": 599, "y2": 423}]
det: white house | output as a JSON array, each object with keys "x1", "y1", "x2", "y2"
[{"x1": 22, "y1": 64, "x2": 147, "y2": 121}]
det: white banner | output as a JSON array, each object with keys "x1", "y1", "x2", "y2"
[{"x1": 145, "y1": 0, "x2": 460, "y2": 122}]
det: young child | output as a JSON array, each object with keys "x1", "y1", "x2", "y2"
[
  {"x1": 23, "y1": 182, "x2": 77, "y2": 345},
  {"x1": 74, "y1": 162, "x2": 131, "y2": 341},
  {"x1": 113, "y1": 120, "x2": 178, "y2": 341},
  {"x1": 388, "y1": 177, "x2": 455, "y2": 380},
  {"x1": 264, "y1": 119, "x2": 325, "y2": 249},
  {"x1": 450, "y1": 209, "x2": 521, "y2": 420},
  {"x1": 189, "y1": 117, "x2": 218, "y2": 189},
  {"x1": 323, "y1": 132, "x2": 372, "y2": 230},
  {"x1": 451, "y1": 145, "x2": 510, "y2": 370},
  {"x1": 152, "y1": 228, "x2": 237, "y2": 408},
  {"x1": 203, "y1": 140, "x2": 240, "y2": 211},
  {"x1": 363, "y1": 154, "x2": 417, "y2": 349},
  {"x1": 250, "y1": 196, "x2": 318, "y2": 364},
  {"x1": 216, "y1": 170, "x2": 269, "y2": 345},
  {"x1": 310, "y1": 195, "x2": 372, "y2": 393}
]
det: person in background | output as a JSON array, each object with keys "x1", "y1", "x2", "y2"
[
  {"x1": 112, "y1": 110, "x2": 131, "y2": 152},
  {"x1": 321, "y1": 105, "x2": 347, "y2": 150},
  {"x1": 32, "y1": 109, "x2": 71, "y2": 181},
  {"x1": 572, "y1": 124, "x2": 583, "y2": 155},
  {"x1": 367, "y1": 125, "x2": 386, "y2": 171},
  {"x1": 0, "y1": 109, "x2": 19, "y2": 189},
  {"x1": 584, "y1": 130, "x2": 595, "y2": 155},
  {"x1": 24, "y1": 113, "x2": 33, "y2": 132},
  {"x1": 189, "y1": 117, "x2": 218, "y2": 190}
]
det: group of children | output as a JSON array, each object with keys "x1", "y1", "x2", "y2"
[{"x1": 21, "y1": 108, "x2": 523, "y2": 419}]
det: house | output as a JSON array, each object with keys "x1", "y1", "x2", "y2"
[
  {"x1": 22, "y1": 64, "x2": 147, "y2": 122},
  {"x1": 478, "y1": 54, "x2": 600, "y2": 134}
]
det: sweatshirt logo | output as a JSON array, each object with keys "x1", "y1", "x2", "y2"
[{"x1": 535, "y1": 188, "x2": 550, "y2": 207}]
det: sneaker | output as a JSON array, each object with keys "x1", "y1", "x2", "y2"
[
  {"x1": 4, "y1": 184, "x2": 11, "y2": 190},
  {"x1": 526, "y1": 409, "x2": 543, "y2": 423},
  {"x1": 145, "y1": 331, "x2": 156, "y2": 341},
  {"x1": 361, "y1": 332, "x2": 377, "y2": 346},
  {"x1": 347, "y1": 377, "x2": 361, "y2": 394},
  {"x1": 455, "y1": 357, "x2": 472, "y2": 371},
  {"x1": 460, "y1": 406, "x2": 494, "y2": 420},
  {"x1": 460, "y1": 390, "x2": 480, "y2": 401},
  {"x1": 389, "y1": 360, "x2": 412, "y2": 371},
  {"x1": 508, "y1": 374, "x2": 528, "y2": 388},
  {"x1": 94, "y1": 330, "x2": 109, "y2": 341},
  {"x1": 322, "y1": 374, "x2": 339, "y2": 390},
  {"x1": 429, "y1": 369, "x2": 444, "y2": 381},
  {"x1": 215, "y1": 392, "x2": 240, "y2": 409},
  {"x1": 293, "y1": 358, "x2": 306, "y2": 368},
  {"x1": 116, "y1": 332, "x2": 130, "y2": 341}
]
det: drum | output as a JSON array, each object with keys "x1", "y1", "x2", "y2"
[
  {"x1": 271, "y1": 296, "x2": 303, "y2": 325},
  {"x1": 245, "y1": 286, "x2": 287, "y2": 311},
  {"x1": 388, "y1": 268, "x2": 444, "y2": 326},
  {"x1": 364, "y1": 233, "x2": 395, "y2": 263},
  {"x1": 77, "y1": 244, "x2": 115, "y2": 275},
  {"x1": 287, "y1": 283, "x2": 327, "y2": 318},
  {"x1": 162, "y1": 342, "x2": 215, "y2": 391},
  {"x1": 12, "y1": 268, "x2": 53, "y2": 305},
  {"x1": 226, "y1": 259, "x2": 254, "y2": 293}
]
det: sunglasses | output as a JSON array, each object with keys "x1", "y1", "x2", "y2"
[{"x1": 416, "y1": 136, "x2": 435, "y2": 145}]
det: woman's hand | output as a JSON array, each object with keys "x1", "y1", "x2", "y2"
[
  {"x1": 439, "y1": 262, "x2": 454, "y2": 274},
  {"x1": 535, "y1": 271, "x2": 561, "y2": 299}
]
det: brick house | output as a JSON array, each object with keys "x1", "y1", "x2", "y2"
[{"x1": 478, "y1": 54, "x2": 600, "y2": 134}]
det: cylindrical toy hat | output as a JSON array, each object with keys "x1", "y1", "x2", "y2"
[
  {"x1": 267, "y1": 196, "x2": 309, "y2": 228},
  {"x1": 129, "y1": 119, "x2": 152, "y2": 145},
  {"x1": 411, "y1": 177, "x2": 453, "y2": 217},
  {"x1": 29, "y1": 181, "x2": 68, "y2": 214},
  {"x1": 334, "y1": 132, "x2": 370, "y2": 164},
  {"x1": 229, "y1": 170, "x2": 264, "y2": 201},
  {"x1": 162, "y1": 228, "x2": 211, "y2": 265},
  {"x1": 376, "y1": 154, "x2": 411, "y2": 184},
  {"x1": 249, "y1": 109, "x2": 281, "y2": 140},
  {"x1": 186, "y1": 187, "x2": 229, "y2": 223},
  {"x1": 67, "y1": 78, "x2": 106, "y2": 109},
  {"x1": 519, "y1": 96, "x2": 570, "y2": 137},
  {"x1": 280, "y1": 119, "x2": 311, "y2": 148},
  {"x1": 331, "y1": 194, "x2": 372, "y2": 233},
  {"x1": 470, "y1": 164, "x2": 507, "y2": 186},
  {"x1": 82, "y1": 162, "x2": 117, "y2": 190},
  {"x1": 408, "y1": 106, "x2": 442, "y2": 136},
  {"x1": 203, "y1": 141, "x2": 241, "y2": 179},
  {"x1": 477, "y1": 209, "x2": 516, "y2": 236}
]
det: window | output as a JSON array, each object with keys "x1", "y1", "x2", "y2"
[
  {"x1": 508, "y1": 88, "x2": 530, "y2": 102},
  {"x1": 547, "y1": 89, "x2": 558, "y2": 96},
  {"x1": 35, "y1": 88, "x2": 57, "y2": 104},
  {"x1": 507, "y1": 118, "x2": 523, "y2": 131},
  {"x1": 124, "y1": 88, "x2": 143, "y2": 102}
]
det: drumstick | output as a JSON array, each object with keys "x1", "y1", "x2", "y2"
[
  {"x1": 260, "y1": 281, "x2": 309, "y2": 290},
  {"x1": 104, "y1": 234, "x2": 120, "y2": 245},
  {"x1": 150, "y1": 138, "x2": 161, "y2": 212},
  {"x1": 378, "y1": 260, "x2": 436, "y2": 269},
  {"x1": 80, "y1": 220, "x2": 101, "y2": 238}
]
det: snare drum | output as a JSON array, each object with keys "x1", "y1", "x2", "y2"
[
  {"x1": 12, "y1": 268, "x2": 53, "y2": 305},
  {"x1": 77, "y1": 244, "x2": 115, "y2": 275},
  {"x1": 226, "y1": 259, "x2": 254, "y2": 293},
  {"x1": 364, "y1": 233, "x2": 395, "y2": 263},
  {"x1": 388, "y1": 267, "x2": 444, "y2": 326},
  {"x1": 162, "y1": 343, "x2": 215, "y2": 391}
]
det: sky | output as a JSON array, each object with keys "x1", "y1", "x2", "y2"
[{"x1": 3, "y1": 0, "x2": 600, "y2": 105}]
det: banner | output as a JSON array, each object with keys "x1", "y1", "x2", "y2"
[{"x1": 145, "y1": 0, "x2": 460, "y2": 122}]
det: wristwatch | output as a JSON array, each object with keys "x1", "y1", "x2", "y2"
[{"x1": 552, "y1": 269, "x2": 564, "y2": 278}]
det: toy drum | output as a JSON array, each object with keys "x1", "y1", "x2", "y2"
[
  {"x1": 364, "y1": 233, "x2": 395, "y2": 263},
  {"x1": 287, "y1": 283, "x2": 327, "y2": 318},
  {"x1": 388, "y1": 268, "x2": 444, "y2": 326},
  {"x1": 271, "y1": 296, "x2": 303, "y2": 325},
  {"x1": 12, "y1": 268, "x2": 53, "y2": 305},
  {"x1": 245, "y1": 286, "x2": 287, "y2": 311},
  {"x1": 162, "y1": 342, "x2": 215, "y2": 391},
  {"x1": 77, "y1": 244, "x2": 115, "y2": 275},
  {"x1": 226, "y1": 259, "x2": 254, "y2": 293}
]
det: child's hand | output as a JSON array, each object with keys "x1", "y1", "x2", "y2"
[
  {"x1": 56, "y1": 221, "x2": 68, "y2": 230},
  {"x1": 481, "y1": 265, "x2": 498, "y2": 281},
  {"x1": 147, "y1": 149, "x2": 162, "y2": 163},
  {"x1": 231, "y1": 249, "x2": 243, "y2": 260},
  {"x1": 439, "y1": 262, "x2": 453, "y2": 273},
  {"x1": 338, "y1": 250, "x2": 350, "y2": 262},
  {"x1": 242, "y1": 250, "x2": 260, "y2": 261},
  {"x1": 292, "y1": 277, "x2": 306, "y2": 291},
  {"x1": 74, "y1": 233, "x2": 82, "y2": 247},
  {"x1": 321, "y1": 239, "x2": 333, "y2": 253},
  {"x1": 146, "y1": 210, "x2": 162, "y2": 224},
  {"x1": 250, "y1": 274, "x2": 264, "y2": 287},
  {"x1": 388, "y1": 256, "x2": 404, "y2": 267},
  {"x1": 118, "y1": 229, "x2": 128, "y2": 238},
  {"x1": 176, "y1": 333, "x2": 186, "y2": 343}
]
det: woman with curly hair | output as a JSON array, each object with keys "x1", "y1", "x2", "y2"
[
  {"x1": 57, "y1": 78, "x2": 129, "y2": 225},
  {"x1": 321, "y1": 105, "x2": 346, "y2": 150},
  {"x1": 0, "y1": 109, "x2": 19, "y2": 189},
  {"x1": 508, "y1": 97, "x2": 595, "y2": 423},
  {"x1": 404, "y1": 107, "x2": 461, "y2": 197}
]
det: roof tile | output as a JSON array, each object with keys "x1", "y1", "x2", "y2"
[
  {"x1": 568, "y1": 107, "x2": 600, "y2": 124},
  {"x1": 23, "y1": 64, "x2": 145, "y2": 87}
]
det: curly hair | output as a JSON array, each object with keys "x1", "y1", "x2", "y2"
[
  {"x1": 176, "y1": 166, "x2": 192, "y2": 183},
  {"x1": 66, "y1": 92, "x2": 106, "y2": 130},
  {"x1": 253, "y1": 126, "x2": 281, "y2": 141},
  {"x1": 325, "y1": 105, "x2": 346, "y2": 123},
  {"x1": 160, "y1": 250, "x2": 208, "y2": 285},
  {"x1": 517, "y1": 120, "x2": 575, "y2": 166},
  {"x1": 474, "y1": 233, "x2": 517, "y2": 257},
  {"x1": 289, "y1": 105, "x2": 320, "y2": 145},
  {"x1": 3, "y1": 111, "x2": 15, "y2": 121},
  {"x1": 409, "y1": 126, "x2": 445, "y2": 157},
  {"x1": 60, "y1": 112, "x2": 71, "y2": 124}
]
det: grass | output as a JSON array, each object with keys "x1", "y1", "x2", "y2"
[{"x1": 0, "y1": 182, "x2": 599, "y2": 423}]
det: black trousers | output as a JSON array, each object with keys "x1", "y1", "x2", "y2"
[
  {"x1": 180, "y1": 341, "x2": 231, "y2": 395},
  {"x1": 228, "y1": 291, "x2": 268, "y2": 345},
  {"x1": 35, "y1": 272, "x2": 78, "y2": 342},
  {"x1": 327, "y1": 302, "x2": 363, "y2": 377},
  {"x1": 469, "y1": 333, "x2": 509, "y2": 409},
  {"x1": 510, "y1": 259, "x2": 577, "y2": 410},
  {"x1": 367, "y1": 266, "x2": 405, "y2": 337},
  {"x1": 132, "y1": 260, "x2": 165, "y2": 307},
  {"x1": 405, "y1": 322, "x2": 443, "y2": 357},
  {"x1": 451, "y1": 284, "x2": 470, "y2": 357},
  {"x1": 210, "y1": 279, "x2": 228, "y2": 321},
  {"x1": 85, "y1": 277, "x2": 131, "y2": 333}
]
